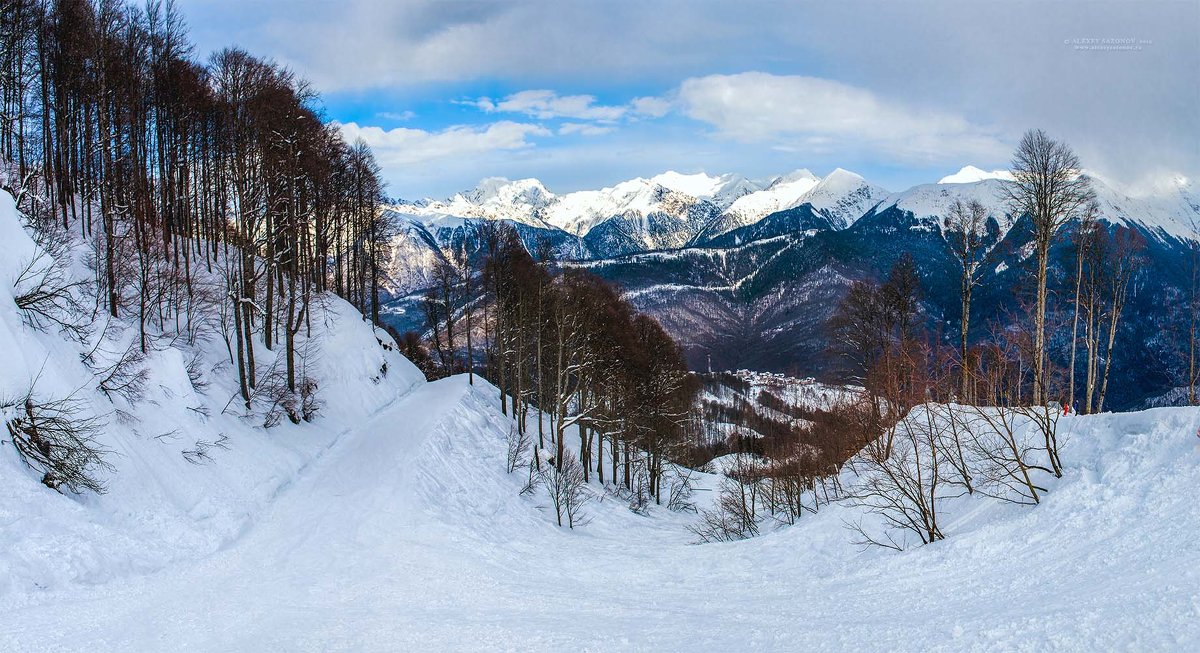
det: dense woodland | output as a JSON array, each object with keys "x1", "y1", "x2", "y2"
[{"x1": 1, "y1": 0, "x2": 390, "y2": 417}]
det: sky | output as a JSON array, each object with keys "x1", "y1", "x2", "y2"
[{"x1": 178, "y1": 0, "x2": 1200, "y2": 200}]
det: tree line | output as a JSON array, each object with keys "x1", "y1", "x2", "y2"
[
  {"x1": 0, "y1": 0, "x2": 390, "y2": 415},
  {"x1": 415, "y1": 223, "x2": 701, "y2": 520}
]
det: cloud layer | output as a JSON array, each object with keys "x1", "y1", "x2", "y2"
[
  {"x1": 180, "y1": 0, "x2": 1199, "y2": 197},
  {"x1": 338, "y1": 121, "x2": 549, "y2": 167},
  {"x1": 673, "y1": 73, "x2": 1008, "y2": 164}
]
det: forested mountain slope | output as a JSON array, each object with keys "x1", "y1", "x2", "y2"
[{"x1": 384, "y1": 168, "x2": 1200, "y2": 408}]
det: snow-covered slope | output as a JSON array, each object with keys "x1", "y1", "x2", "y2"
[
  {"x1": 1091, "y1": 173, "x2": 1200, "y2": 242},
  {"x1": 3, "y1": 363, "x2": 1197, "y2": 650},
  {"x1": 878, "y1": 177, "x2": 1016, "y2": 232},
  {"x1": 720, "y1": 169, "x2": 821, "y2": 229},
  {"x1": 878, "y1": 167, "x2": 1200, "y2": 243},
  {"x1": 0, "y1": 191, "x2": 425, "y2": 598}
]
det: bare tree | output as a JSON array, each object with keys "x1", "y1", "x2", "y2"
[
  {"x1": 945, "y1": 198, "x2": 990, "y2": 400},
  {"x1": 1067, "y1": 200, "x2": 1100, "y2": 411},
  {"x1": 1095, "y1": 227, "x2": 1145, "y2": 412},
  {"x1": 1004, "y1": 129, "x2": 1096, "y2": 405}
]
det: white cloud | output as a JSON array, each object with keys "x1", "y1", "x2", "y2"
[
  {"x1": 470, "y1": 90, "x2": 674, "y2": 130},
  {"x1": 630, "y1": 96, "x2": 671, "y2": 119},
  {"x1": 476, "y1": 90, "x2": 627, "y2": 121},
  {"x1": 558, "y1": 122, "x2": 615, "y2": 136},
  {"x1": 184, "y1": 0, "x2": 1199, "y2": 189},
  {"x1": 376, "y1": 110, "x2": 416, "y2": 122},
  {"x1": 672, "y1": 72, "x2": 1008, "y2": 164},
  {"x1": 337, "y1": 120, "x2": 550, "y2": 167}
]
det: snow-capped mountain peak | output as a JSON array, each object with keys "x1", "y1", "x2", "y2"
[
  {"x1": 800, "y1": 168, "x2": 890, "y2": 228},
  {"x1": 647, "y1": 170, "x2": 768, "y2": 209},
  {"x1": 719, "y1": 170, "x2": 822, "y2": 228},
  {"x1": 648, "y1": 170, "x2": 725, "y2": 198},
  {"x1": 938, "y1": 165, "x2": 1014, "y2": 185},
  {"x1": 771, "y1": 169, "x2": 820, "y2": 187},
  {"x1": 458, "y1": 177, "x2": 555, "y2": 209}
]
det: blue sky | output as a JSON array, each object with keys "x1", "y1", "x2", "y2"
[{"x1": 179, "y1": 0, "x2": 1199, "y2": 199}]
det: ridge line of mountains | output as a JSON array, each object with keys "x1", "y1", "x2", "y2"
[{"x1": 382, "y1": 165, "x2": 1200, "y2": 410}]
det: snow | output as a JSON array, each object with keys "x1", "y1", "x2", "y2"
[
  {"x1": 1090, "y1": 175, "x2": 1200, "y2": 242},
  {"x1": 884, "y1": 172, "x2": 1200, "y2": 243},
  {"x1": 3, "y1": 191, "x2": 1198, "y2": 651},
  {"x1": 0, "y1": 192, "x2": 423, "y2": 600},
  {"x1": 796, "y1": 168, "x2": 890, "y2": 228},
  {"x1": 3, "y1": 367, "x2": 1198, "y2": 650},
  {"x1": 722, "y1": 169, "x2": 821, "y2": 226},
  {"x1": 389, "y1": 166, "x2": 1200, "y2": 252},
  {"x1": 938, "y1": 165, "x2": 1015, "y2": 185},
  {"x1": 882, "y1": 178, "x2": 1015, "y2": 231}
]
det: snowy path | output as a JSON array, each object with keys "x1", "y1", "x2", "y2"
[{"x1": 2, "y1": 377, "x2": 1199, "y2": 651}]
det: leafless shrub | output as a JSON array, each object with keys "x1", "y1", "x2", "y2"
[
  {"x1": 615, "y1": 456, "x2": 654, "y2": 515},
  {"x1": 113, "y1": 407, "x2": 137, "y2": 425},
  {"x1": 255, "y1": 360, "x2": 298, "y2": 427},
  {"x1": 689, "y1": 456, "x2": 763, "y2": 543},
  {"x1": 666, "y1": 464, "x2": 698, "y2": 513},
  {"x1": 938, "y1": 403, "x2": 975, "y2": 495},
  {"x1": 960, "y1": 342, "x2": 1056, "y2": 504},
  {"x1": 1019, "y1": 403, "x2": 1065, "y2": 478},
  {"x1": 95, "y1": 340, "x2": 149, "y2": 405},
  {"x1": 845, "y1": 404, "x2": 954, "y2": 550},
  {"x1": 520, "y1": 455, "x2": 542, "y2": 496},
  {"x1": 541, "y1": 456, "x2": 591, "y2": 528},
  {"x1": 299, "y1": 377, "x2": 320, "y2": 422},
  {"x1": 12, "y1": 234, "x2": 89, "y2": 343},
  {"x1": 152, "y1": 429, "x2": 181, "y2": 442},
  {"x1": 182, "y1": 433, "x2": 230, "y2": 465},
  {"x1": 963, "y1": 406, "x2": 1051, "y2": 505},
  {"x1": 506, "y1": 424, "x2": 531, "y2": 473},
  {"x1": 3, "y1": 389, "x2": 111, "y2": 494},
  {"x1": 185, "y1": 350, "x2": 210, "y2": 395}
]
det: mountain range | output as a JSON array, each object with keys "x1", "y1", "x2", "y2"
[{"x1": 382, "y1": 166, "x2": 1200, "y2": 409}]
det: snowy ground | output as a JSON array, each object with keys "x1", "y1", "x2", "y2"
[
  {"x1": 2, "y1": 371, "x2": 1198, "y2": 651},
  {"x1": 1, "y1": 191, "x2": 1198, "y2": 651}
]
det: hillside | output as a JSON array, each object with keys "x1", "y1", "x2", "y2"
[
  {"x1": 382, "y1": 167, "x2": 1200, "y2": 408},
  {"x1": 3, "y1": 374, "x2": 1198, "y2": 650}
]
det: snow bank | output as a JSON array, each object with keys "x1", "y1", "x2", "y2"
[{"x1": 0, "y1": 192, "x2": 424, "y2": 598}]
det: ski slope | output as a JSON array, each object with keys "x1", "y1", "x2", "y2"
[{"x1": 2, "y1": 370, "x2": 1198, "y2": 651}]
